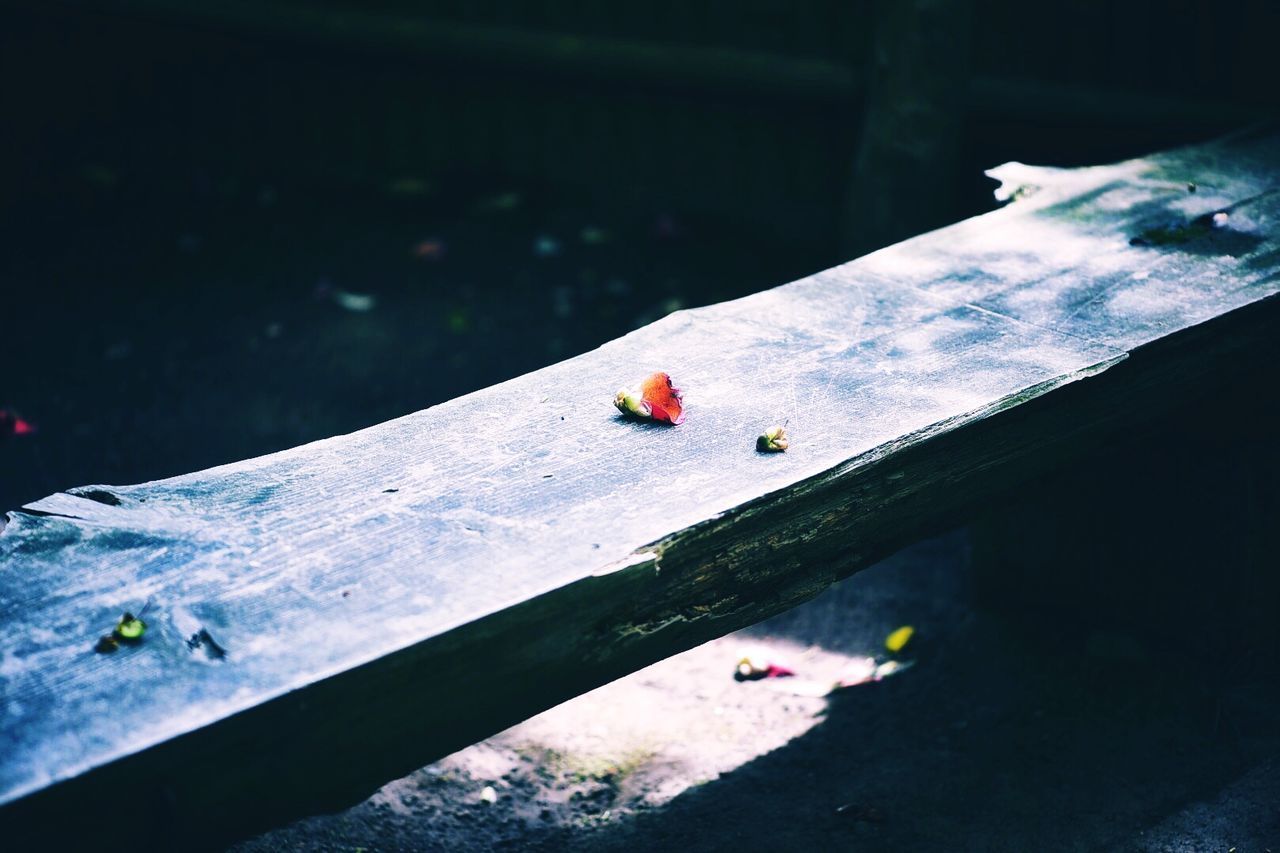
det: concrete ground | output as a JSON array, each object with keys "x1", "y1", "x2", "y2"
[{"x1": 235, "y1": 531, "x2": 1280, "y2": 852}]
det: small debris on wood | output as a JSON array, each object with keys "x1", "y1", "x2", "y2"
[
  {"x1": 186, "y1": 628, "x2": 227, "y2": 660},
  {"x1": 114, "y1": 612, "x2": 147, "y2": 643},
  {"x1": 1007, "y1": 184, "x2": 1038, "y2": 202},
  {"x1": 757, "y1": 425, "x2": 789, "y2": 452},
  {"x1": 614, "y1": 389, "x2": 648, "y2": 419},
  {"x1": 96, "y1": 604, "x2": 151, "y2": 652},
  {"x1": 1129, "y1": 200, "x2": 1263, "y2": 256},
  {"x1": 1131, "y1": 210, "x2": 1230, "y2": 246},
  {"x1": 614, "y1": 372, "x2": 684, "y2": 425}
]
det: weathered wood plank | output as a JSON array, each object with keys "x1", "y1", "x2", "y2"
[{"x1": 2, "y1": 129, "x2": 1278, "y2": 847}]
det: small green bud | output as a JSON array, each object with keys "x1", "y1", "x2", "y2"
[
  {"x1": 114, "y1": 612, "x2": 147, "y2": 642},
  {"x1": 756, "y1": 426, "x2": 789, "y2": 452},
  {"x1": 614, "y1": 389, "x2": 651, "y2": 419}
]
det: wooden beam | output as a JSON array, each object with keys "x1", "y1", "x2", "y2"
[{"x1": 2, "y1": 129, "x2": 1278, "y2": 848}]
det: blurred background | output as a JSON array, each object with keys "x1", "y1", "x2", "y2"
[{"x1": 2, "y1": 0, "x2": 1277, "y2": 511}]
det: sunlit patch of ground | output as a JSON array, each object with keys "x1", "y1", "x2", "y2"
[
  {"x1": 269, "y1": 629, "x2": 886, "y2": 850},
  {"x1": 235, "y1": 535, "x2": 955, "y2": 851},
  {"x1": 236, "y1": 531, "x2": 1280, "y2": 852},
  {"x1": 426, "y1": 635, "x2": 862, "y2": 814}
]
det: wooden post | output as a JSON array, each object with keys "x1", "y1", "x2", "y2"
[{"x1": 841, "y1": 0, "x2": 973, "y2": 257}]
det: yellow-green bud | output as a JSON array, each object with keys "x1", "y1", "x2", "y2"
[
  {"x1": 756, "y1": 425, "x2": 789, "y2": 452},
  {"x1": 614, "y1": 389, "x2": 651, "y2": 419},
  {"x1": 114, "y1": 612, "x2": 147, "y2": 642}
]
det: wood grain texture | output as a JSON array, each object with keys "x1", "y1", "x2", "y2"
[{"x1": 2, "y1": 129, "x2": 1278, "y2": 847}]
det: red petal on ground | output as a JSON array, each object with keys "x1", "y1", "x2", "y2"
[
  {"x1": 1, "y1": 409, "x2": 36, "y2": 437},
  {"x1": 640, "y1": 372, "x2": 684, "y2": 424}
]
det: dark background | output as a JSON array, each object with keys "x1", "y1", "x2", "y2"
[{"x1": 2, "y1": 0, "x2": 1277, "y2": 512}]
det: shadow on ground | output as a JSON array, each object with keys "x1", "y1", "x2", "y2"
[{"x1": 237, "y1": 531, "x2": 1280, "y2": 852}]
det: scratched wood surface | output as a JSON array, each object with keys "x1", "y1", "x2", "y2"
[{"x1": 2, "y1": 128, "x2": 1278, "y2": 847}]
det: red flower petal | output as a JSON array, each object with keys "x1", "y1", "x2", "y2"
[
  {"x1": 640, "y1": 372, "x2": 684, "y2": 425},
  {"x1": 1, "y1": 409, "x2": 36, "y2": 437}
]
